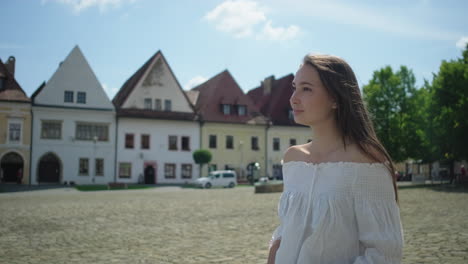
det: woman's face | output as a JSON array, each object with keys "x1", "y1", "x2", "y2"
[{"x1": 290, "y1": 64, "x2": 336, "y2": 126}]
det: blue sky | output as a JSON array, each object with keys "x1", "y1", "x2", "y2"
[{"x1": 1, "y1": 0, "x2": 467, "y2": 99}]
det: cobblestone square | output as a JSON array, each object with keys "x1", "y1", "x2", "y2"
[{"x1": 1, "y1": 185, "x2": 467, "y2": 263}]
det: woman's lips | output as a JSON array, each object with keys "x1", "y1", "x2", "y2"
[{"x1": 293, "y1": 110, "x2": 304, "y2": 114}]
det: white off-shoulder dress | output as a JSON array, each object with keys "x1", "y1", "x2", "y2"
[{"x1": 270, "y1": 161, "x2": 404, "y2": 264}]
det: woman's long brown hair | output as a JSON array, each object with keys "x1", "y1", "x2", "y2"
[{"x1": 303, "y1": 54, "x2": 399, "y2": 204}]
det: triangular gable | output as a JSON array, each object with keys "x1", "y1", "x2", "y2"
[
  {"x1": 32, "y1": 45, "x2": 113, "y2": 110},
  {"x1": 112, "y1": 51, "x2": 195, "y2": 115},
  {"x1": 0, "y1": 58, "x2": 30, "y2": 103}
]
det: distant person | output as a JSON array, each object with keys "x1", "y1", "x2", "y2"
[
  {"x1": 461, "y1": 164, "x2": 466, "y2": 180},
  {"x1": 17, "y1": 168, "x2": 23, "y2": 185},
  {"x1": 267, "y1": 54, "x2": 404, "y2": 264}
]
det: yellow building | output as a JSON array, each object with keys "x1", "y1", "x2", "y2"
[
  {"x1": 189, "y1": 70, "x2": 268, "y2": 182},
  {"x1": 0, "y1": 56, "x2": 31, "y2": 184},
  {"x1": 201, "y1": 122, "x2": 266, "y2": 180}
]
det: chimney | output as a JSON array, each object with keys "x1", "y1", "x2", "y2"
[
  {"x1": 5, "y1": 56, "x2": 15, "y2": 77},
  {"x1": 261, "y1": 75, "x2": 274, "y2": 95}
]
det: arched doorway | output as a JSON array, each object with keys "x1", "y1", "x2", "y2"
[
  {"x1": 144, "y1": 165, "x2": 155, "y2": 184},
  {"x1": 38, "y1": 153, "x2": 61, "y2": 183},
  {"x1": 0, "y1": 152, "x2": 24, "y2": 183}
]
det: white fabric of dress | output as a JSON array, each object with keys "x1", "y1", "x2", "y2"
[{"x1": 270, "y1": 161, "x2": 404, "y2": 264}]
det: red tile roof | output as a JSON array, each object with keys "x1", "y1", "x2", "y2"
[
  {"x1": 0, "y1": 58, "x2": 30, "y2": 103},
  {"x1": 248, "y1": 74, "x2": 305, "y2": 126},
  {"x1": 191, "y1": 70, "x2": 267, "y2": 124}
]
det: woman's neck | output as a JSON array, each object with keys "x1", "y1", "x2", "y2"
[{"x1": 308, "y1": 119, "x2": 350, "y2": 157}]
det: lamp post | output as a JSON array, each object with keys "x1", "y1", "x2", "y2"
[
  {"x1": 239, "y1": 140, "x2": 244, "y2": 180},
  {"x1": 92, "y1": 136, "x2": 97, "y2": 184}
]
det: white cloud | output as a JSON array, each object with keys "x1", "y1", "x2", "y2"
[
  {"x1": 185, "y1": 76, "x2": 208, "y2": 90},
  {"x1": 42, "y1": 0, "x2": 137, "y2": 14},
  {"x1": 258, "y1": 20, "x2": 300, "y2": 41},
  {"x1": 204, "y1": 0, "x2": 300, "y2": 41},
  {"x1": 456, "y1": 36, "x2": 468, "y2": 49},
  {"x1": 102, "y1": 83, "x2": 119, "y2": 98},
  {"x1": 204, "y1": 0, "x2": 266, "y2": 38}
]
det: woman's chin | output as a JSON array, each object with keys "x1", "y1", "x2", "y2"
[{"x1": 293, "y1": 117, "x2": 310, "y2": 126}]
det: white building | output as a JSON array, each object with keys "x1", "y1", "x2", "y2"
[
  {"x1": 112, "y1": 51, "x2": 200, "y2": 184},
  {"x1": 30, "y1": 46, "x2": 116, "y2": 185}
]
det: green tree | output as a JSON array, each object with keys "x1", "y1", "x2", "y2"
[
  {"x1": 430, "y1": 44, "x2": 468, "y2": 177},
  {"x1": 362, "y1": 66, "x2": 420, "y2": 162},
  {"x1": 193, "y1": 149, "x2": 212, "y2": 177}
]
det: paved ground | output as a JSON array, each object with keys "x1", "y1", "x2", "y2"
[{"x1": 0, "y1": 184, "x2": 467, "y2": 263}]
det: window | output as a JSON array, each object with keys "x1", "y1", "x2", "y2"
[
  {"x1": 0, "y1": 77, "x2": 5, "y2": 90},
  {"x1": 119, "y1": 162, "x2": 131, "y2": 178},
  {"x1": 288, "y1": 109, "x2": 294, "y2": 120},
  {"x1": 181, "y1": 136, "x2": 190, "y2": 151},
  {"x1": 164, "y1": 99, "x2": 172, "y2": 111},
  {"x1": 144, "y1": 98, "x2": 152, "y2": 109},
  {"x1": 79, "y1": 158, "x2": 89, "y2": 176},
  {"x1": 290, "y1": 138, "x2": 297, "y2": 146},
  {"x1": 226, "y1": 135, "x2": 234, "y2": 149},
  {"x1": 64, "y1": 91, "x2": 74, "y2": 103},
  {"x1": 251, "y1": 136, "x2": 259, "y2": 150},
  {"x1": 223, "y1": 173, "x2": 235, "y2": 178},
  {"x1": 141, "y1": 134, "x2": 150, "y2": 149},
  {"x1": 168, "y1": 135, "x2": 177, "y2": 150},
  {"x1": 155, "y1": 99, "x2": 162, "y2": 110},
  {"x1": 182, "y1": 164, "x2": 192, "y2": 179},
  {"x1": 209, "y1": 164, "x2": 217, "y2": 172},
  {"x1": 238, "y1": 105, "x2": 246, "y2": 116},
  {"x1": 41, "y1": 121, "x2": 62, "y2": 139},
  {"x1": 77, "y1": 92, "x2": 86, "y2": 104},
  {"x1": 209, "y1": 135, "x2": 217, "y2": 149},
  {"x1": 76, "y1": 123, "x2": 109, "y2": 141},
  {"x1": 8, "y1": 123, "x2": 21, "y2": 142},
  {"x1": 222, "y1": 104, "x2": 231, "y2": 115},
  {"x1": 273, "y1": 138, "x2": 280, "y2": 151},
  {"x1": 95, "y1": 158, "x2": 104, "y2": 176},
  {"x1": 125, "y1": 134, "x2": 134, "y2": 149},
  {"x1": 164, "y1": 163, "x2": 176, "y2": 179}
]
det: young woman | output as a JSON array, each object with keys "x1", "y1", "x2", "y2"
[{"x1": 267, "y1": 54, "x2": 404, "y2": 264}]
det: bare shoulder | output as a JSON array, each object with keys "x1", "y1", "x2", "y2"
[{"x1": 283, "y1": 143, "x2": 310, "y2": 163}]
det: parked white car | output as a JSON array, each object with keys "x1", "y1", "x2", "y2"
[{"x1": 195, "y1": 170, "x2": 237, "y2": 188}]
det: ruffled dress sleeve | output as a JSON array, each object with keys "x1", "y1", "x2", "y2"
[
  {"x1": 351, "y1": 165, "x2": 405, "y2": 264},
  {"x1": 269, "y1": 190, "x2": 289, "y2": 249}
]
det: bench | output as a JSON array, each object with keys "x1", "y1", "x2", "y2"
[
  {"x1": 107, "y1": 182, "x2": 128, "y2": 190},
  {"x1": 255, "y1": 183, "x2": 283, "y2": 194}
]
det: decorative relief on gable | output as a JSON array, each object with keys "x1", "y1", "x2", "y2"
[{"x1": 142, "y1": 59, "x2": 164, "y2": 87}]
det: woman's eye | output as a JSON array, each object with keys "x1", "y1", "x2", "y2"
[
  {"x1": 292, "y1": 86, "x2": 296, "y2": 91},
  {"x1": 303, "y1": 87, "x2": 312, "y2": 91}
]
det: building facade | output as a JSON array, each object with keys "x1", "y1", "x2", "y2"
[
  {"x1": 191, "y1": 70, "x2": 268, "y2": 181},
  {"x1": 0, "y1": 56, "x2": 32, "y2": 184},
  {"x1": 113, "y1": 51, "x2": 200, "y2": 184},
  {"x1": 247, "y1": 74, "x2": 312, "y2": 179},
  {"x1": 30, "y1": 46, "x2": 116, "y2": 185}
]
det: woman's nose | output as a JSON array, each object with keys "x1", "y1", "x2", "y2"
[{"x1": 290, "y1": 92, "x2": 299, "y2": 105}]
